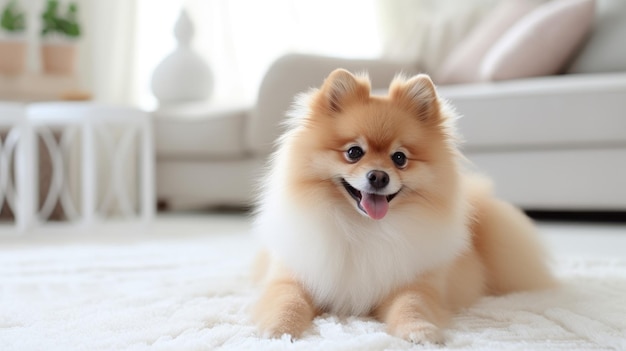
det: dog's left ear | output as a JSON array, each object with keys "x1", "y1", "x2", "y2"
[
  {"x1": 389, "y1": 74, "x2": 440, "y2": 122},
  {"x1": 314, "y1": 69, "x2": 370, "y2": 115}
]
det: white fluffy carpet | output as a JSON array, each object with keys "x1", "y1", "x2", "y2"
[{"x1": 1, "y1": 217, "x2": 625, "y2": 351}]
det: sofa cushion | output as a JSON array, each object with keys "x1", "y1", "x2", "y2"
[
  {"x1": 435, "y1": 73, "x2": 626, "y2": 150},
  {"x1": 154, "y1": 103, "x2": 251, "y2": 159},
  {"x1": 480, "y1": 0, "x2": 595, "y2": 81},
  {"x1": 568, "y1": 0, "x2": 626, "y2": 73},
  {"x1": 436, "y1": 0, "x2": 539, "y2": 85}
]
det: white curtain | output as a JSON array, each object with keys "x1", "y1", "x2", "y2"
[
  {"x1": 76, "y1": 0, "x2": 139, "y2": 105},
  {"x1": 67, "y1": 0, "x2": 500, "y2": 109}
]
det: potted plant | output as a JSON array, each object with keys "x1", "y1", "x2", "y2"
[
  {"x1": 0, "y1": 0, "x2": 27, "y2": 75},
  {"x1": 40, "y1": 0, "x2": 81, "y2": 75}
]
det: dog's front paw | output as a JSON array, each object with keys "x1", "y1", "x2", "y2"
[
  {"x1": 257, "y1": 317, "x2": 302, "y2": 340},
  {"x1": 253, "y1": 282, "x2": 315, "y2": 340},
  {"x1": 392, "y1": 320, "x2": 445, "y2": 345}
]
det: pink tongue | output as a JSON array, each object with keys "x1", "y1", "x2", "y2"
[{"x1": 360, "y1": 193, "x2": 389, "y2": 220}]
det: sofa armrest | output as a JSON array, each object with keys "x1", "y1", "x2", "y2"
[
  {"x1": 438, "y1": 72, "x2": 626, "y2": 150},
  {"x1": 246, "y1": 53, "x2": 419, "y2": 155}
]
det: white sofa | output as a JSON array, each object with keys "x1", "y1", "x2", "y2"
[
  {"x1": 155, "y1": 55, "x2": 626, "y2": 211},
  {"x1": 155, "y1": 2, "x2": 626, "y2": 212},
  {"x1": 440, "y1": 73, "x2": 626, "y2": 210}
]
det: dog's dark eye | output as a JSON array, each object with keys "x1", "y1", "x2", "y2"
[
  {"x1": 346, "y1": 146, "x2": 364, "y2": 162},
  {"x1": 392, "y1": 151, "x2": 407, "y2": 168}
]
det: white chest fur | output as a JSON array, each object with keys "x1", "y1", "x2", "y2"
[{"x1": 254, "y1": 198, "x2": 469, "y2": 316}]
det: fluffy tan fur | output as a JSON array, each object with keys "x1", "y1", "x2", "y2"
[{"x1": 252, "y1": 69, "x2": 556, "y2": 343}]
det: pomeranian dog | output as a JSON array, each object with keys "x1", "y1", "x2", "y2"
[{"x1": 251, "y1": 69, "x2": 555, "y2": 344}]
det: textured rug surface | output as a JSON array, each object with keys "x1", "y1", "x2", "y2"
[{"x1": 1, "y1": 219, "x2": 625, "y2": 351}]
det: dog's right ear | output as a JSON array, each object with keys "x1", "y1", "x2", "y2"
[{"x1": 313, "y1": 69, "x2": 370, "y2": 115}]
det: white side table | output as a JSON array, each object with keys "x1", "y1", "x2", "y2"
[
  {"x1": 20, "y1": 102, "x2": 155, "y2": 229},
  {"x1": 0, "y1": 103, "x2": 26, "y2": 230}
]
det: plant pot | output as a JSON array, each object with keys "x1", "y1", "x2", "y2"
[
  {"x1": 0, "y1": 40, "x2": 27, "y2": 75},
  {"x1": 41, "y1": 42, "x2": 77, "y2": 75}
]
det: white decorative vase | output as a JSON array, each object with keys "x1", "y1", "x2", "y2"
[{"x1": 150, "y1": 9, "x2": 214, "y2": 107}]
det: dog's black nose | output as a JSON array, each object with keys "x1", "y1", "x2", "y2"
[{"x1": 367, "y1": 170, "x2": 389, "y2": 189}]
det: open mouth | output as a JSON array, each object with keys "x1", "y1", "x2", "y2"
[{"x1": 341, "y1": 179, "x2": 400, "y2": 220}]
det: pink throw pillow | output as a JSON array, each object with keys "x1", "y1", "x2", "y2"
[
  {"x1": 480, "y1": 0, "x2": 595, "y2": 81},
  {"x1": 436, "y1": 0, "x2": 541, "y2": 85}
]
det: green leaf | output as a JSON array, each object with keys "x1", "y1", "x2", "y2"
[
  {"x1": 40, "y1": 0, "x2": 81, "y2": 38},
  {"x1": 1, "y1": 0, "x2": 26, "y2": 32}
]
